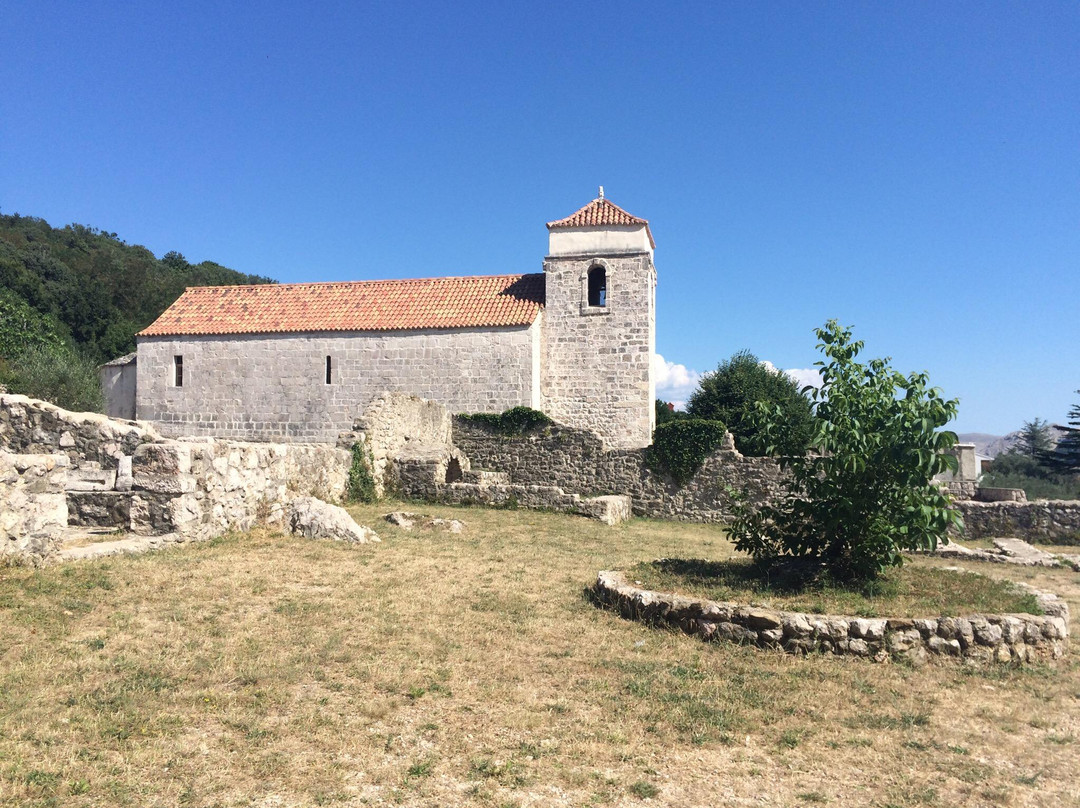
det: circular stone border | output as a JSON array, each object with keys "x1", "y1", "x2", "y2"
[{"x1": 593, "y1": 569, "x2": 1069, "y2": 665}]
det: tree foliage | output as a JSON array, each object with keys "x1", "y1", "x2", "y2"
[
  {"x1": 1015, "y1": 417, "x2": 1055, "y2": 458},
  {"x1": 1048, "y1": 390, "x2": 1080, "y2": 475},
  {"x1": 980, "y1": 451, "x2": 1078, "y2": 500},
  {"x1": 729, "y1": 320, "x2": 962, "y2": 582},
  {"x1": 655, "y1": 399, "x2": 685, "y2": 426},
  {"x1": 686, "y1": 349, "x2": 814, "y2": 457},
  {"x1": 0, "y1": 212, "x2": 274, "y2": 365},
  {"x1": 0, "y1": 343, "x2": 104, "y2": 413}
]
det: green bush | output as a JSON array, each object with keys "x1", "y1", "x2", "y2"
[
  {"x1": 687, "y1": 349, "x2": 814, "y2": 457},
  {"x1": 459, "y1": 406, "x2": 553, "y2": 436},
  {"x1": 347, "y1": 443, "x2": 377, "y2": 503},
  {"x1": 729, "y1": 320, "x2": 962, "y2": 582},
  {"x1": 0, "y1": 343, "x2": 104, "y2": 412},
  {"x1": 646, "y1": 418, "x2": 728, "y2": 486}
]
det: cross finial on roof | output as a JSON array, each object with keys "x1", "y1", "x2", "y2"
[{"x1": 598, "y1": 185, "x2": 604, "y2": 200}]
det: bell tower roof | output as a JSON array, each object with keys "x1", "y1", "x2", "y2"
[{"x1": 546, "y1": 192, "x2": 656, "y2": 250}]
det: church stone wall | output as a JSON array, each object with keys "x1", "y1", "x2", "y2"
[
  {"x1": 540, "y1": 252, "x2": 656, "y2": 449},
  {"x1": 137, "y1": 323, "x2": 540, "y2": 442}
]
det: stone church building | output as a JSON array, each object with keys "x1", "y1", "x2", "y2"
[{"x1": 135, "y1": 193, "x2": 657, "y2": 448}]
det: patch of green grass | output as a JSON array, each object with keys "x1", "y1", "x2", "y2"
[
  {"x1": 628, "y1": 780, "x2": 659, "y2": 799},
  {"x1": 626, "y1": 558, "x2": 1042, "y2": 617}
]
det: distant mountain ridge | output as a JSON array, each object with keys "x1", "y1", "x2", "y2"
[{"x1": 957, "y1": 428, "x2": 1066, "y2": 459}]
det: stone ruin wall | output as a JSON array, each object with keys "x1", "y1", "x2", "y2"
[
  {"x1": 0, "y1": 452, "x2": 69, "y2": 562},
  {"x1": 0, "y1": 395, "x2": 350, "y2": 563},
  {"x1": 448, "y1": 417, "x2": 787, "y2": 521},
  {"x1": 0, "y1": 393, "x2": 153, "y2": 470},
  {"x1": 448, "y1": 414, "x2": 1080, "y2": 540},
  {"x1": 339, "y1": 392, "x2": 455, "y2": 497},
  {"x1": 595, "y1": 570, "x2": 1069, "y2": 665}
]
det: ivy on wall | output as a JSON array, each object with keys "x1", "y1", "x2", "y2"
[
  {"x1": 347, "y1": 442, "x2": 377, "y2": 503},
  {"x1": 458, "y1": 406, "x2": 553, "y2": 436},
  {"x1": 646, "y1": 419, "x2": 728, "y2": 486}
]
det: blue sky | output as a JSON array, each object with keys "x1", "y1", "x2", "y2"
[{"x1": 2, "y1": 1, "x2": 1077, "y2": 434}]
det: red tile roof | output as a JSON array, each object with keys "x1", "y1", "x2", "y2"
[
  {"x1": 546, "y1": 197, "x2": 656, "y2": 248},
  {"x1": 138, "y1": 274, "x2": 545, "y2": 337}
]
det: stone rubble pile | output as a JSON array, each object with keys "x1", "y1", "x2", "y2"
[
  {"x1": 384, "y1": 511, "x2": 465, "y2": 533},
  {"x1": 932, "y1": 537, "x2": 1080, "y2": 571}
]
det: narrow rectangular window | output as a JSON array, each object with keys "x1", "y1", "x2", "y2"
[
  {"x1": 325, "y1": 355, "x2": 332, "y2": 385},
  {"x1": 173, "y1": 355, "x2": 184, "y2": 387}
]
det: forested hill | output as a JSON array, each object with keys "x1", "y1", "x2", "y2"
[{"x1": 0, "y1": 212, "x2": 275, "y2": 364}]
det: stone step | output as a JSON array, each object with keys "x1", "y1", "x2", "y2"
[
  {"x1": 57, "y1": 530, "x2": 179, "y2": 562},
  {"x1": 463, "y1": 469, "x2": 510, "y2": 486},
  {"x1": 576, "y1": 494, "x2": 633, "y2": 526}
]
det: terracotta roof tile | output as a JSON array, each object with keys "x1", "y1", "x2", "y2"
[
  {"x1": 546, "y1": 197, "x2": 655, "y2": 248},
  {"x1": 138, "y1": 274, "x2": 545, "y2": 337}
]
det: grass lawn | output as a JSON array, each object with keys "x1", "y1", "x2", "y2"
[
  {"x1": 0, "y1": 501, "x2": 1078, "y2": 807},
  {"x1": 626, "y1": 559, "x2": 1043, "y2": 618}
]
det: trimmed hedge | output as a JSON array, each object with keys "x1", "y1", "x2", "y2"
[
  {"x1": 646, "y1": 419, "x2": 728, "y2": 486},
  {"x1": 459, "y1": 406, "x2": 553, "y2": 436}
]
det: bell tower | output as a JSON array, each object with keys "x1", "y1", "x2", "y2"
[{"x1": 540, "y1": 189, "x2": 657, "y2": 448}]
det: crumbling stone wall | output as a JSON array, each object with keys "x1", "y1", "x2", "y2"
[
  {"x1": 449, "y1": 417, "x2": 786, "y2": 521},
  {"x1": 0, "y1": 394, "x2": 155, "y2": 469},
  {"x1": 340, "y1": 392, "x2": 455, "y2": 497},
  {"x1": 0, "y1": 451, "x2": 68, "y2": 563},
  {"x1": 0, "y1": 394, "x2": 352, "y2": 559},
  {"x1": 129, "y1": 440, "x2": 350, "y2": 540}
]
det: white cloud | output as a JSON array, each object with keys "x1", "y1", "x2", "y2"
[
  {"x1": 652, "y1": 353, "x2": 703, "y2": 410},
  {"x1": 781, "y1": 366, "x2": 822, "y2": 392},
  {"x1": 758, "y1": 360, "x2": 822, "y2": 392}
]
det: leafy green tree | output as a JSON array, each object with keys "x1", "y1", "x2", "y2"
[
  {"x1": 686, "y1": 350, "x2": 813, "y2": 457},
  {"x1": 729, "y1": 320, "x2": 962, "y2": 582},
  {"x1": 1015, "y1": 417, "x2": 1054, "y2": 458},
  {"x1": 1048, "y1": 391, "x2": 1080, "y2": 475}
]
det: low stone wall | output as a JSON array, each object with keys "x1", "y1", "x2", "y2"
[
  {"x1": 593, "y1": 570, "x2": 1069, "y2": 665},
  {"x1": 450, "y1": 418, "x2": 786, "y2": 521},
  {"x1": 1, "y1": 451, "x2": 69, "y2": 563},
  {"x1": 0, "y1": 394, "x2": 157, "y2": 469},
  {"x1": 976, "y1": 487, "x2": 1028, "y2": 503},
  {"x1": 956, "y1": 500, "x2": 1080, "y2": 542},
  {"x1": 129, "y1": 439, "x2": 350, "y2": 540}
]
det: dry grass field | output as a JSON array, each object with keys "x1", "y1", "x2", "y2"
[{"x1": 1, "y1": 502, "x2": 1079, "y2": 807}]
